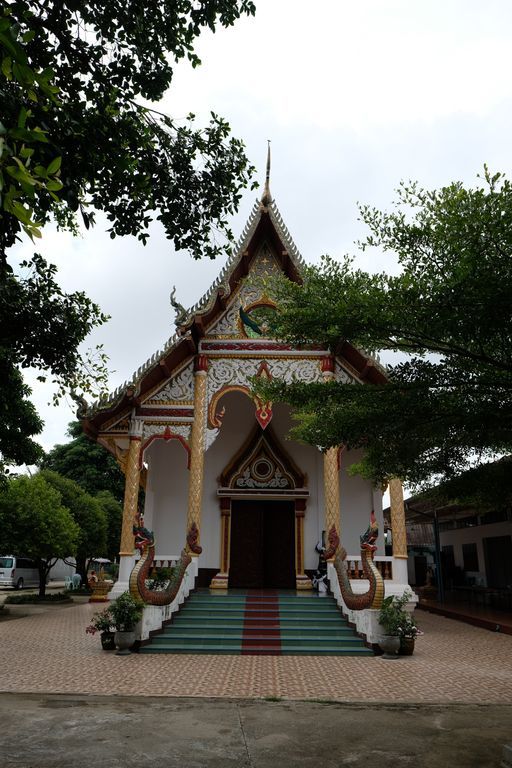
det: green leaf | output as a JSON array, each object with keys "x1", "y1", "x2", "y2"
[
  {"x1": 1, "y1": 55, "x2": 11, "y2": 77},
  {"x1": 17, "y1": 107, "x2": 27, "y2": 129},
  {"x1": 46, "y1": 156, "x2": 61, "y2": 174},
  {"x1": 46, "y1": 179, "x2": 63, "y2": 191}
]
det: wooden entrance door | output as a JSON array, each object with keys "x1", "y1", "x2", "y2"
[{"x1": 229, "y1": 500, "x2": 295, "y2": 589}]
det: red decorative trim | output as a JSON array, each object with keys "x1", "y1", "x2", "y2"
[
  {"x1": 220, "y1": 497, "x2": 231, "y2": 513},
  {"x1": 255, "y1": 402, "x2": 273, "y2": 429},
  {"x1": 208, "y1": 384, "x2": 251, "y2": 428},
  {"x1": 321, "y1": 356, "x2": 335, "y2": 373},
  {"x1": 129, "y1": 435, "x2": 142, "y2": 442},
  {"x1": 194, "y1": 354, "x2": 209, "y2": 372},
  {"x1": 218, "y1": 488, "x2": 309, "y2": 497},
  {"x1": 256, "y1": 360, "x2": 272, "y2": 379},
  {"x1": 296, "y1": 514, "x2": 303, "y2": 573},
  {"x1": 202, "y1": 341, "x2": 292, "y2": 351},
  {"x1": 295, "y1": 498, "x2": 307, "y2": 513},
  {"x1": 136, "y1": 407, "x2": 193, "y2": 417},
  {"x1": 324, "y1": 525, "x2": 340, "y2": 560},
  {"x1": 140, "y1": 430, "x2": 191, "y2": 469},
  {"x1": 337, "y1": 445, "x2": 345, "y2": 471},
  {"x1": 187, "y1": 521, "x2": 203, "y2": 554},
  {"x1": 222, "y1": 514, "x2": 229, "y2": 572}
]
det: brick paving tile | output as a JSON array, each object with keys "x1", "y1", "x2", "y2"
[{"x1": 1, "y1": 601, "x2": 511, "y2": 702}]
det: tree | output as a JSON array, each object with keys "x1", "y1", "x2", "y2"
[
  {"x1": 41, "y1": 422, "x2": 125, "y2": 503},
  {"x1": 95, "y1": 490, "x2": 123, "y2": 563},
  {"x1": 0, "y1": 0, "x2": 256, "y2": 474},
  {"x1": 254, "y1": 169, "x2": 512, "y2": 492},
  {"x1": 39, "y1": 470, "x2": 107, "y2": 584},
  {"x1": 0, "y1": 256, "x2": 108, "y2": 474},
  {"x1": 0, "y1": 473, "x2": 79, "y2": 596},
  {"x1": 41, "y1": 423, "x2": 124, "y2": 563},
  {"x1": 1, "y1": 1, "x2": 256, "y2": 256}
]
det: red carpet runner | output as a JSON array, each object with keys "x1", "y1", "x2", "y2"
[{"x1": 241, "y1": 591, "x2": 281, "y2": 655}]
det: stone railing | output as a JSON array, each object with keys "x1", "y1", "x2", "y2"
[
  {"x1": 137, "y1": 556, "x2": 199, "y2": 642},
  {"x1": 345, "y1": 555, "x2": 393, "y2": 580},
  {"x1": 134, "y1": 553, "x2": 181, "y2": 569}
]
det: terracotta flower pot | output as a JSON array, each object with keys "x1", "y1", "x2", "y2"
[
  {"x1": 399, "y1": 636, "x2": 415, "y2": 656},
  {"x1": 100, "y1": 631, "x2": 116, "y2": 651}
]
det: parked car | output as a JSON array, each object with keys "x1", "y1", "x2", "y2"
[{"x1": 0, "y1": 556, "x2": 41, "y2": 589}]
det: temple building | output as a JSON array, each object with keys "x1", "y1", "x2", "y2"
[{"x1": 82, "y1": 160, "x2": 412, "y2": 650}]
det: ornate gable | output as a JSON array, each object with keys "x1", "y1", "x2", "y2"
[
  {"x1": 82, "y1": 160, "x2": 387, "y2": 450},
  {"x1": 219, "y1": 425, "x2": 308, "y2": 497}
]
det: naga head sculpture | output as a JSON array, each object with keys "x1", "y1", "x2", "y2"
[
  {"x1": 360, "y1": 510, "x2": 378, "y2": 553},
  {"x1": 133, "y1": 511, "x2": 155, "y2": 552}
]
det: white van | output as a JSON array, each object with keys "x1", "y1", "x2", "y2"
[{"x1": 0, "y1": 556, "x2": 40, "y2": 589}]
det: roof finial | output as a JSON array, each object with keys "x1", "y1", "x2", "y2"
[{"x1": 260, "y1": 139, "x2": 272, "y2": 207}]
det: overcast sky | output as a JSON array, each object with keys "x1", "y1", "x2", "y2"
[{"x1": 12, "y1": 0, "x2": 512, "y2": 457}]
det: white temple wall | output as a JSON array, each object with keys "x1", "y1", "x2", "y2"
[
  {"x1": 270, "y1": 404, "x2": 323, "y2": 571},
  {"x1": 339, "y1": 448, "x2": 384, "y2": 557},
  {"x1": 201, "y1": 392, "x2": 256, "y2": 569},
  {"x1": 143, "y1": 439, "x2": 189, "y2": 556},
  {"x1": 143, "y1": 392, "x2": 384, "y2": 570}
]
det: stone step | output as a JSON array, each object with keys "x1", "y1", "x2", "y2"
[
  {"x1": 151, "y1": 633, "x2": 366, "y2": 647},
  {"x1": 166, "y1": 623, "x2": 354, "y2": 636},
  {"x1": 173, "y1": 614, "x2": 347, "y2": 624},
  {"x1": 140, "y1": 643, "x2": 373, "y2": 656},
  {"x1": 180, "y1": 606, "x2": 339, "y2": 615},
  {"x1": 140, "y1": 589, "x2": 372, "y2": 657}
]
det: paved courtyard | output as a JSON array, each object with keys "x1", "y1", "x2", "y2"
[{"x1": 1, "y1": 599, "x2": 512, "y2": 702}]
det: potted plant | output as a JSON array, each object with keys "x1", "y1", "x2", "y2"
[
  {"x1": 378, "y1": 590, "x2": 415, "y2": 658},
  {"x1": 109, "y1": 591, "x2": 143, "y2": 655},
  {"x1": 85, "y1": 607, "x2": 116, "y2": 650},
  {"x1": 397, "y1": 613, "x2": 421, "y2": 656}
]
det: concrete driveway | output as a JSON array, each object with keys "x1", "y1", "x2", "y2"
[{"x1": 0, "y1": 694, "x2": 510, "y2": 768}]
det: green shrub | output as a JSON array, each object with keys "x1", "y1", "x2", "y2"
[
  {"x1": 378, "y1": 590, "x2": 418, "y2": 638},
  {"x1": 109, "y1": 592, "x2": 143, "y2": 631},
  {"x1": 5, "y1": 591, "x2": 71, "y2": 604}
]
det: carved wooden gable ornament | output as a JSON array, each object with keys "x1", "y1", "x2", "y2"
[{"x1": 219, "y1": 425, "x2": 308, "y2": 498}]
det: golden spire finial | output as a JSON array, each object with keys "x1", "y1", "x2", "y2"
[{"x1": 260, "y1": 139, "x2": 272, "y2": 207}]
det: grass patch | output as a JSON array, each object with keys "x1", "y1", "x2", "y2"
[
  {"x1": 263, "y1": 696, "x2": 283, "y2": 702},
  {"x1": 4, "y1": 591, "x2": 72, "y2": 605}
]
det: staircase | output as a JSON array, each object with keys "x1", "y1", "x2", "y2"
[{"x1": 139, "y1": 590, "x2": 374, "y2": 656}]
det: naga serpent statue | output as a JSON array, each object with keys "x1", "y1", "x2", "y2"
[
  {"x1": 333, "y1": 510, "x2": 385, "y2": 611},
  {"x1": 129, "y1": 513, "x2": 192, "y2": 605}
]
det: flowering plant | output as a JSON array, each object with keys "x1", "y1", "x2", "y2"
[
  {"x1": 378, "y1": 590, "x2": 420, "y2": 638},
  {"x1": 85, "y1": 607, "x2": 113, "y2": 635},
  {"x1": 397, "y1": 613, "x2": 421, "y2": 639}
]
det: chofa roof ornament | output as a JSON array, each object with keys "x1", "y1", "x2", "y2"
[{"x1": 260, "y1": 139, "x2": 273, "y2": 208}]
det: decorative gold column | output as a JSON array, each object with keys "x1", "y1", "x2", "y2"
[
  {"x1": 321, "y1": 356, "x2": 341, "y2": 561},
  {"x1": 389, "y1": 477, "x2": 408, "y2": 559},
  {"x1": 210, "y1": 498, "x2": 231, "y2": 589},
  {"x1": 119, "y1": 417, "x2": 144, "y2": 557},
  {"x1": 186, "y1": 355, "x2": 208, "y2": 556},
  {"x1": 295, "y1": 499, "x2": 312, "y2": 589}
]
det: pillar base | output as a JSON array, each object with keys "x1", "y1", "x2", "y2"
[
  {"x1": 209, "y1": 572, "x2": 229, "y2": 590},
  {"x1": 391, "y1": 557, "x2": 409, "y2": 584},
  {"x1": 108, "y1": 554, "x2": 136, "y2": 600},
  {"x1": 295, "y1": 574, "x2": 313, "y2": 590},
  {"x1": 107, "y1": 580, "x2": 131, "y2": 601}
]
